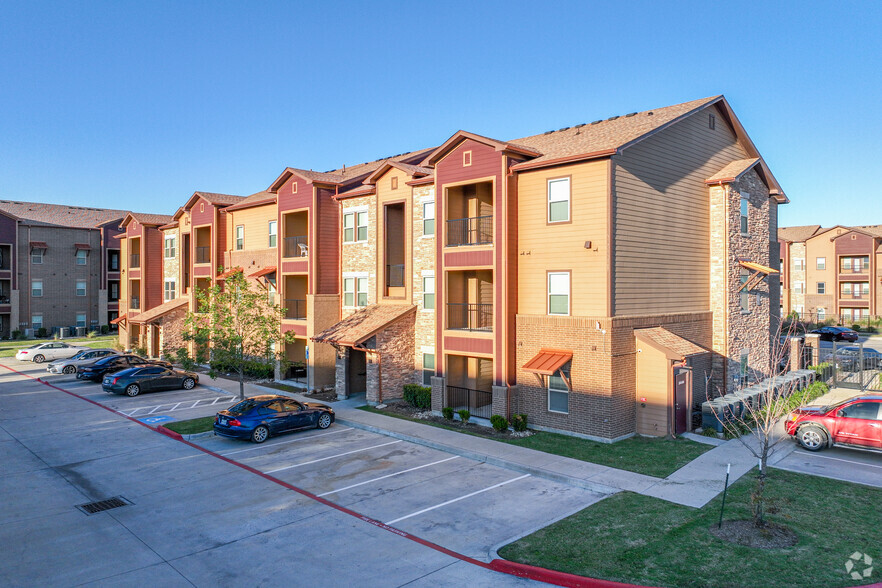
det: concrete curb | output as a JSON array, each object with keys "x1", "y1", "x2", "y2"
[
  {"x1": 336, "y1": 417, "x2": 619, "y2": 496},
  {"x1": 201, "y1": 385, "x2": 235, "y2": 395},
  {"x1": 184, "y1": 430, "x2": 216, "y2": 441}
]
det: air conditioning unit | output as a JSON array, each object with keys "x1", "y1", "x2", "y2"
[{"x1": 24, "y1": 329, "x2": 33, "y2": 338}]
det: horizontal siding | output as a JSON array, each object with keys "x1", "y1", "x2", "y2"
[
  {"x1": 229, "y1": 204, "x2": 276, "y2": 251},
  {"x1": 613, "y1": 105, "x2": 749, "y2": 315},
  {"x1": 316, "y1": 187, "x2": 339, "y2": 294}
]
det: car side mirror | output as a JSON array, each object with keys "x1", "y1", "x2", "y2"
[{"x1": 836, "y1": 410, "x2": 845, "y2": 417}]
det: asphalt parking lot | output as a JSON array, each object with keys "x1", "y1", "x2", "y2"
[{"x1": 774, "y1": 444, "x2": 882, "y2": 488}]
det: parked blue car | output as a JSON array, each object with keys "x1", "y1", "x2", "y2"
[{"x1": 214, "y1": 395, "x2": 335, "y2": 443}]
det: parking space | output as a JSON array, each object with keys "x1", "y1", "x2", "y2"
[
  {"x1": 774, "y1": 444, "x2": 882, "y2": 489},
  {"x1": 196, "y1": 424, "x2": 606, "y2": 558}
]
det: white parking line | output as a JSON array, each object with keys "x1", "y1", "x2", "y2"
[
  {"x1": 385, "y1": 474, "x2": 531, "y2": 526},
  {"x1": 793, "y1": 451, "x2": 882, "y2": 470},
  {"x1": 265, "y1": 440, "x2": 402, "y2": 474},
  {"x1": 117, "y1": 396, "x2": 233, "y2": 417},
  {"x1": 221, "y1": 427, "x2": 352, "y2": 456},
  {"x1": 317, "y1": 456, "x2": 460, "y2": 497}
]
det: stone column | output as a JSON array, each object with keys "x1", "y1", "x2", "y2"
[
  {"x1": 335, "y1": 347, "x2": 349, "y2": 400},
  {"x1": 366, "y1": 355, "x2": 380, "y2": 405},
  {"x1": 431, "y1": 375, "x2": 446, "y2": 413},
  {"x1": 789, "y1": 337, "x2": 804, "y2": 371},
  {"x1": 803, "y1": 333, "x2": 821, "y2": 367},
  {"x1": 491, "y1": 385, "x2": 509, "y2": 419}
]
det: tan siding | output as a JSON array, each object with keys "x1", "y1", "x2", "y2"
[
  {"x1": 375, "y1": 168, "x2": 413, "y2": 304},
  {"x1": 516, "y1": 160, "x2": 609, "y2": 316},
  {"x1": 229, "y1": 204, "x2": 276, "y2": 251},
  {"x1": 612, "y1": 105, "x2": 750, "y2": 315},
  {"x1": 804, "y1": 232, "x2": 836, "y2": 317}
]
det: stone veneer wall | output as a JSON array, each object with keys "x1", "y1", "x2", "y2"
[
  {"x1": 340, "y1": 194, "x2": 377, "y2": 318},
  {"x1": 364, "y1": 312, "x2": 416, "y2": 404},
  {"x1": 158, "y1": 306, "x2": 187, "y2": 358},
  {"x1": 411, "y1": 185, "x2": 436, "y2": 384},
  {"x1": 162, "y1": 227, "x2": 181, "y2": 291}
]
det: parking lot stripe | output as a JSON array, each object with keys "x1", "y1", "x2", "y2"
[
  {"x1": 317, "y1": 456, "x2": 460, "y2": 497},
  {"x1": 385, "y1": 474, "x2": 531, "y2": 526},
  {"x1": 148, "y1": 405, "x2": 162, "y2": 414},
  {"x1": 220, "y1": 427, "x2": 353, "y2": 456},
  {"x1": 794, "y1": 451, "x2": 882, "y2": 470},
  {"x1": 265, "y1": 440, "x2": 402, "y2": 474}
]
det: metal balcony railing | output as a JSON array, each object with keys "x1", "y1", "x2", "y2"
[
  {"x1": 386, "y1": 264, "x2": 405, "y2": 288},
  {"x1": 283, "y1": 236, "x2": 308, "y2": 258},
  {"x1": 447, "y1": 302, "x2": 493, "y2": 331},
  {"x1": 285, "y1": 299, "x2": 306, "y2": 320},
  {"x1": 446, "y1": 385, "x2": 493, "y2": 419},
  {"x1": 195, "y1": 246, "x2": 211, "y2": 264},
  {"x1": 446, "y1": 215, "x2": 492, "y2": 247},
  {"x1": 130, "y1": 298, "x2": 140, "y2": 310}
]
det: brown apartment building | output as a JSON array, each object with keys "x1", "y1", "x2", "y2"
[{"x1": 779, "y1": 224, "x2": 882, "y2": 323}]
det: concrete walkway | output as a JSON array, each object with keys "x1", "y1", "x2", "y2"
[{"x1": 201, "y1": 374, "x2": 806, "y2": 509}]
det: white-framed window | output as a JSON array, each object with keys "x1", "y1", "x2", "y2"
[
  {"x1": 267, "y1": 279, "x2": 276, "y2": 306},
  {"x1": 31, "y1": 249, "x2": 43, "y2": 264},
  {"x1": 164, "y1": 235, "x2": 176, "y2": 258},
  {"x1": 357, "y1": 277, "x2": 368, "y2": 306},
  {"x1": 841, "y1": 282, "x2": 853, "y2": 296},
  {"x1": 76, "y1": 280, "x2": 86, "y2": 296},
  {"x1": 740, "y1": 269, "x2": 750, "y2": 312},
  {"x1": 793, "y1": 257, "x2": 804, "y2": 271},
  {"x1": 423, "y1": 275, "x2": 435, "y2": 310},
  {"x1": 268, "y1": 221, "x2": 277, "y2": 248},
  {"x1": 739, "y1": 193, "x2": 749, "y2": 234},
  {"x1": 32, "y1": 280, "x2": 43, "y2": 297},
  {"x1": 31, "y1": 314, "x2": 42, "y2": 330},
  {"x1": 794, "y1": 280, "x2": 805, "y2": 294},
  {"x1": 548, "y1": 369, "x2": 569, "y2": 413},
  {"x1": 548, "y1": 272, "x2": 570, "y2": 315},
  {"x1": 343, "y1": 211, "x2": 368, "y2": 243},
  {"x1": 343, "y1": 276, "x2": 369, "y2": 308},
  {"x1": 343, "y1": 278, "x2": 355, "y2": 307},
  {"x1": 235, "y1": 225, "x2": 244, "y2": 250},
  {"x1": 547, "y1": 177, "x2": 570, "y2": 223},
  {"x1": 75, "y1": 313, "x2": 86, "y2": 328},
  {"x1": 817, "y1": 281, "x2": 825, "y2": 294},
  {"x1": 817, "y1": 307, "x2": 826, "y2": 321},
  {"x1": 75, "y1": 249, "x2": 88, "y2": 265},
  {"x1": 422, "y1": 353, "x2": 435, "y2": 386},
  {"x1": 164, "y1": 279, "x2": 176, "y2": 301},
  {"x1": 816, "y1": 257, "x2": 826, "y2": 270},
  {"x1": 423, "y1": 202, "x2": 435, "y2": 236}
]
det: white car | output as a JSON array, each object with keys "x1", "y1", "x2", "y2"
[
  {"x1": 15, "y1": 342, "x2": 88, "y2": 363},
  {"x1": 46, "y1": 348, "x2": 119, "y2": 374}
]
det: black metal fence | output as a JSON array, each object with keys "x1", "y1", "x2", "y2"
[
  {"x1": 386, "y1": 264, "x2": 405, "y2": 288},
  {"x1": 447, "y1": 303, "x2": 492, "y2": 331},
  {"x1": 195, "y1": 246, "x2": 211, "y2": 264},
  {"x1": 805, "y1": 341, "x2": 881, "y2": 391},
  {"x1": 447, "y1": 215, "x2": 492, "y2": 247},
  {"x1": 285, "y1": 299, "x2": 306, "y2": 320},
  {"x1": 283, "y1": 236, "x2": 308, "y2": 258},
  {"x1": 446, "y1": 385, "x2": 493, "y2": 419}
]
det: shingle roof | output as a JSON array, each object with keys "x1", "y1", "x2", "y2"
[
  {"x1": 853, "y1": 225, "x2": 882, "y2": 238},
  {"x1": 194, "y1": 192, "x2": 246, "y2": 206},
  {"x1": 128, "y1": 212, "x2": 176, "y2": 226},
  {"x1": 0, "y1": 200, "x2": 129, "y2": 229},
  {"x1": 635, "y1": 327, "x2": 708, "y2": 360},
  {"x1": 313, "y1": 304, "x2": 416, "y2": 346},
  {"x1": 129, "y1": 298, "x2": 189, "y2": 324},
  {"x1": 223, "y1": 191, "x2": 276, "y2": 212},
  {"x1": 777, "y1": 225, "x2": 824, "y2": 242},
  {"x1": 705, "y1": 158, "x2": 760, "y2": 184}
]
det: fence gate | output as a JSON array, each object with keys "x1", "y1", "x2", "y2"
[{"x1": 826, "y1": 341, "x2": 882, "y2": 392}]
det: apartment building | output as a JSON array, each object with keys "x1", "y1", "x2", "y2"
[
  {"x1": 779, "y1": 224, "x2": 882, "y2": 322},
  {"x1": 0, "y1": 200, "x2": 130, "y2": 338}
]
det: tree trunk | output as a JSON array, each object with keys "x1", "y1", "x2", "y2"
[{"x1": 753, "y1": 454, "x2": 768, "y2": 527}]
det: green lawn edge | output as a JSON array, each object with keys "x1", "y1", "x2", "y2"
[
  {"x1": 162, "y1": 416, "x2": 215, "y2": 435},
  {"x1": 0, "y1": 335, "x2": 118, "y2": 357}
]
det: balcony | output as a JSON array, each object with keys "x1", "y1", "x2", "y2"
[
  {"x1": 283, "y1": 236, "x2": 308, "y2": 258},
  {"x1": 284, "y1": 299, "x2": 307, "y2": 320},
  {"x1": 447, "y1": 303, "x2": 492, "y2": 331},
  {"x1": 283, "y1": 212, "x2": 308, "y2": 259},
  {"x1": 130, "y1": 253, "x2": 140, "y2": 269},
  {"x1": 194, "y1": 226, "x2": 212, "y2": 265},
  {"x1": 386, "y1": 264, "x2": 405, "y2": 288},
  {"x1": 446, "y1": 215, "x2": 492, "y2": 247},
  {"x1": 195, "y1": 246, "x2": 211, "y2": 264},
  {"x1": 445, "y1": 181, "x2": 493, "y2": 247},
  {"x1": 446, "y1": 385, "x2": 493, "y2": 419},
  {"x1": 445, "y1": 355, "x2": 493, "y2": 419},
  {"x1": 446, "y1": 269, "x2": 493, "y2": 332},
  {"x1": 283, "y1": 275, "x2": 307, "y2": 320}
]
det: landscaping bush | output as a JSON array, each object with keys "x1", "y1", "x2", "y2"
[
  {"x1": 807, "y1": 362, "x2": 833, "y2": 381},
  {"x1": 852, "y1": 323, "x2": 862, "y2": 331},
  {"x1": 100, "y1": 324, "x2": 109, "y2": 335},
  {"x1": 442, "y1": 406, "x2": 454, "y2": 420},
  {"x1": 210, "y1": 358, "x2": 274, "y2": 379},
  {"x1": 490, "y1": 414, "x2": 509, "y2": 432},
  {"x1": 36, "y1": 327, "x2": 47, "y2": 338},
  {"x1": 511, "y1": 413, "x2": 528, "y2": 432},
  {"x1": 11, "y1": 330, "x2": 22, "y2": 340},
  {"x1": 457, "y1": 409, "x2": 471, "y2": 424},
  {"x1": 402, "y1": 384, "x2": 431, "y2": 410}
]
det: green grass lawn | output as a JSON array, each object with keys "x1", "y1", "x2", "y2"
[
  {"x1": 357, "y1": 405, "x2": 710, "y2": 478},
  {"x1": 499, "y1": 468, "x2": 882, "y2": 588},
  {"x1": 162, "y1": 416, "x2": 215, "y2": 435},
  {"x1": 0, "y1": 335, "x2": 119, "y2": 357}
]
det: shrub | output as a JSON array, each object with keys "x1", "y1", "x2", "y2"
[
  {"x1": 490, "y1": 415, "x2": 509, "y2": 432},
  {"x1": 457, "y1": 409, "x2": 471, "y2": 424},
  {"x1": 100, "y1": 324, "x2": 110, "y2": 335},
  {"x1": 36, "y1": 327, "x2": 47, "y2": 338},
  {"x1": 852, "y1": 323, "x2": 862, "y2": 331},
  {"x1": 511, "y1": 413, "x2": 528, "y2": 432},
  {"x1": 442, "y1": 406, "x2": 454, "y2": 420},
  {"x1": 403, "y1": 384, "x2": 431, "y2": 410},
  {"x1": 133, "y1": 345, "x2": 148, "y2": 357},
  {"x1": 11, "y1": 329, "x2": 22, "y2": 340},
  {"x1": 701, "y1": 427, "x2": 720, "y2": 437},
  {"x1": 86, "y1": 330, "x2": 98, "y2": 339}
]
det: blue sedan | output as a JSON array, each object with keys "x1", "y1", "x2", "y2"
[{"x1": 214, "y1": 395, "x2": 335, "y2": 443}]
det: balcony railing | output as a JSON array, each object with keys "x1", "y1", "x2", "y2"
[
  {"x1": 447, "y1": 302, "x2": 493, "y2": 331},
  {"x1": 129, "y1": 254, "x2": 140, "y2": 269},
  {"x1": 283, "y1": 236, "x2": 308, "y2": 258},
  {"x1": 447, "y1": 215, "x2": 492, "y2": 247},
  {"x1": 195, "y1": 246, "x2": 211, "y2": 264},
  {"x1": 386, "y1": 264, "x2": 405, "y2": 288},
  {"x1": 284, "y1": 299, "x2": 306, "y2": 320},
  {"x1": 130, "y1": 297, "x2": 140, "y2": 310},
  {"x1": 446, "y1": 385, "x2": 492, "y2": 419}
]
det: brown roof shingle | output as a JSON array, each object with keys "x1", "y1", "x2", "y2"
[
  {"x1": 635, "y1": 327, "x2": 708, "y2": 360},
  {"x1": 223, "y1": 191, "x2": 276, "y2": 212},
  {"x1": 129, "y1": 298, "x2": 189, "y2": 324},
  {"x1": 194, "y1": 192, "x2": 246, "y2": 206},
  {"x1": 777, "y1": 225, "x2": 824, "y2": 243},
  {"x1": 128, "y1": 212, "x2": 176, "y2": 226},
  {"x1": 0, "y1": 200, "x2": 129, "y2": 229},
  {"x1": 313, "y1": 304, "x2": 415, "y2": 346}
]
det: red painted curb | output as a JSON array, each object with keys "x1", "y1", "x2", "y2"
[
  {"x1": 156, "y1": 425, "x2": 184, "y2": 441},
  {"x1": 489, "y1": 560, "x2": 650, "y2": 588}
]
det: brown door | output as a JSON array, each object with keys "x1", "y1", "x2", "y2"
[
  {"x1": 674, "y1": 368, "x2": 689, "y2": 434},
  {"x1": 152, "y1": 327, "x2": 161, "y2": 358}
]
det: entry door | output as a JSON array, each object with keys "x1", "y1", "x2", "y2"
[{"x1": 673, "y1": 368, "x2": 689, "y2": 435}]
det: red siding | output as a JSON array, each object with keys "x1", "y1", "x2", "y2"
[
  {"x1": 835, "y1": 232, "x2": 875, "y2": 255},
  {"x1": 278, "y1": 174, "x2": 313, "y2": 212},
  {"x1": 193, "y1": 265, "x2": 211, "y2": 277},
  {"x1": 144, "y1": 228, "x2": 164, "y2": 310},
  {"x1": 315, "y1": 187, "x2": 339, "y2": 295},
  {"x1": 282, "y1": 322, "x2": 307, "y2": 336},
  {"x1": 444, "y1": 335, "x2": 493, "y2": 355},
  {"x1": 444, "y1": 249, "x2": 493, "y2": 268},
  {"x1": 190, "y1": 197, "x2": 215, "y2": 226},
  {"x1": 282, "y1": 260, "x2": 308, "y2": 274}
]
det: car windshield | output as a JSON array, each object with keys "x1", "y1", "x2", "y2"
[
  {"x1": 27, "y1": 343, "x2": 43, "y2": 349},
  {"x1": 227, "y1": 399, "x2": 262, "y2": 416}
]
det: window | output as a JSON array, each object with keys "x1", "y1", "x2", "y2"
[
  {"x1": 860, "y1": 282, "x2": 870, "y2": 297},
  {"x1": 31, "y1": 249, "x2": 43, "y2": 264},
  {"x1": 547, "y1": 177, "x2": 570, "y2": 223},
  {"x1": 548, "y1": 272, "x2": 570, "y2": 315},
  {"x1": 75, "y1": 313, "x2": 86, "y2": 328},
  {"x1": 548, "y1": 370, "x2": 569, "y2": 413},
  {"x1": 76, "y1": 249, "x2": 88, "y2": 265},
  {"x1": 357, "y1": 277, "x2": 368, "y2": 306},
  {"x1": 740, "y1": 193, "x2": 749, "y2": 234},
  {"x1": 423, "y1": 275, "x2": 435, "y2": 310},
  {"x1": 31, "y1": 314, "x2": 42, "y2": 330},
  {"x1": 164, "y1": 235, "x2": 176, "y2": 258},
  {"x1": 841, "y1": 283, "x2": 853, "y2": 296},
  {"x1": 817, "y1": 307, "x2": 825, "y2": 321},
  {"x1": 740, "y1": 269, "x2": 750, "y2": 312},
  {"x1": 109, "y1": 281, "x2": 119, "y2": 301},
  {"x1": 344, "y1": 278, "x2": 355, "y2": 307},
  {"x1": 267, "y1": 279, "x2": 276, "y2": 305},
  {"x1": 356, "y1": 212, "x2": 367, "y2": 241},
  {"x1": 793, "y1": 257, "x2": 804, "y2": 271},
  {"x1": 32, "y1": 280, "x2": 43, "y2": 297},
  {"x1": 423, "y1": 202, "x2": 435, "y2": 236},
  {"x1": 235, "y1": 225, "x2": 244, "y2": 250},
  {"x1": 164, "y1": 279, "x2": 176, "y2": 301},
  {"x1": 268, "y1": 221, "x2": 277, "y2": 248},
  {"x1": 817, "y1": 282, "x2": 825, "y2": 294},
  {"x1": 794, "y1": 281, "x2": 804, "y2": 294},
  {"x1": 344, "y1": 277, "x2": 368, "y2": 307},
  {"x1": 816, "y1": 257, "x2": 826, "y2": 270},
  {"x1": 794, "y1": 304, "x2": 804, "y2": 317},
  {"x1": 76, "y1": 280, "x2": 86, "y2": 296},
  {"x1": 108, "y1": 250, "x2": 120, "y2": 271},
  {"x1": 343, "y1": 211, "x2": 368, "y2": 243},
  {"x1": 422, "y1": 353, "x2": 434, "y2": 386}
]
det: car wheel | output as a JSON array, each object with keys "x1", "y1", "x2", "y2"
[
  {"x1": 62, "y1": 365, "x2": 76, "y2": 374},
  {"x1": 797, "y1": 425, "x2": 827, "y2": 451},
  {"x1": 251, "y1": 425, "x2": 269, "y2": 443},
  {"x1": 182, "y1": 377, "x2": 196, "y2": 390},
  {"x1": 125, "y1": 384, "x2": 141, "y2": 397},
  {"x1": 317, "y1": 412, "x2": 332, "y2": 429},
  {"x1": 33, "y1": 354, "x2": 45, "y2": 363}
]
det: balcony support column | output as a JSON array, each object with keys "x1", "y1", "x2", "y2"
[{"x1": 492, "y1": 384, "x2": 510, "y2": 419}]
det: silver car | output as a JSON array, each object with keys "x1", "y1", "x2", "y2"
[{"x1": 46, "y1": 348, "x2": 119, "y2": 374}]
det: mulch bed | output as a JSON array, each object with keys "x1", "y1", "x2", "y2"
[
  {"x1": 371, "y1": 400, "x2": 533, "y2": 440},
  {"x1": 709, "y1": 520, "x2": 798, "y2": 549}
]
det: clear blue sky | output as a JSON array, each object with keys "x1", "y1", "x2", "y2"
[{"x1": 1, "y1": 1, "x2": 880, "y2": 227}]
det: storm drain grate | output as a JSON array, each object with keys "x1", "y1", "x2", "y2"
[{"x1": 76, "y1": 496, "x2": 132, "y2": 515}]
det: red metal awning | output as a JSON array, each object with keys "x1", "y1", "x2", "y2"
[
  {"x1": 522, "y1": 349, "x2": 573, "y2": 375},
  {"x1": 110, "y1": 313, "x2": 127, "y2": 325},
  {"x1": 74, "y1": 243, "x2": 92, "y2": 250},
  {"x1": 248, "y1": 266, "x2": 276, "y2": 278},
  {"x1": 29, "y1": 241, "x2": 48, "y2": 249}
]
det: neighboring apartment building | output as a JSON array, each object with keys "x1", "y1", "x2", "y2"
[
  {"x1": 779, "y1": 224, "x2": 882, "y2": 322},
  {"x1": 0, "y1": 200, "x2": 129, "y2": 338}
]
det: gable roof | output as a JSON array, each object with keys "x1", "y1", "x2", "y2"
[
  {"x1": 422, "y1": 130, "x2": 541, "y2": 167},
  {"x1": 364, "y1": 161, "x2": 432, "y2": 185},
  {"x1": 0, "y1": 200, "x2": 129, "y2": 229},
  {"x1": 183, "y1": 191, "x2": 245, "y2": 211},
  {"x1": 827, "y1": 225, "x2": 882, "y2": 240},
  {"x1": 778, "y1": 225, "x2": 824, "y2": 242},
  {"x1": 120, "y1": 212, "x2": 176, "y2": 229},
  {"x1": 635, "y1": 327, "x2": 708, "y2": 361},
  {"x1": 705, "y1": 158, "x2": 761, "y2": 184},
  {"x1": 129, "y1": 297, "x2": 189, "y2": 325},
  {"x1": 313, "y1": 304, "x2": 416, "y2": 347},
  {"x1": 222, "y1": 191, "x2": 277, "y2": 212}
]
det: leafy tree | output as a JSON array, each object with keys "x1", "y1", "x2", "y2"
[{"x1": 176, "y1": 269, "x2": 294, "y2": 400}]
